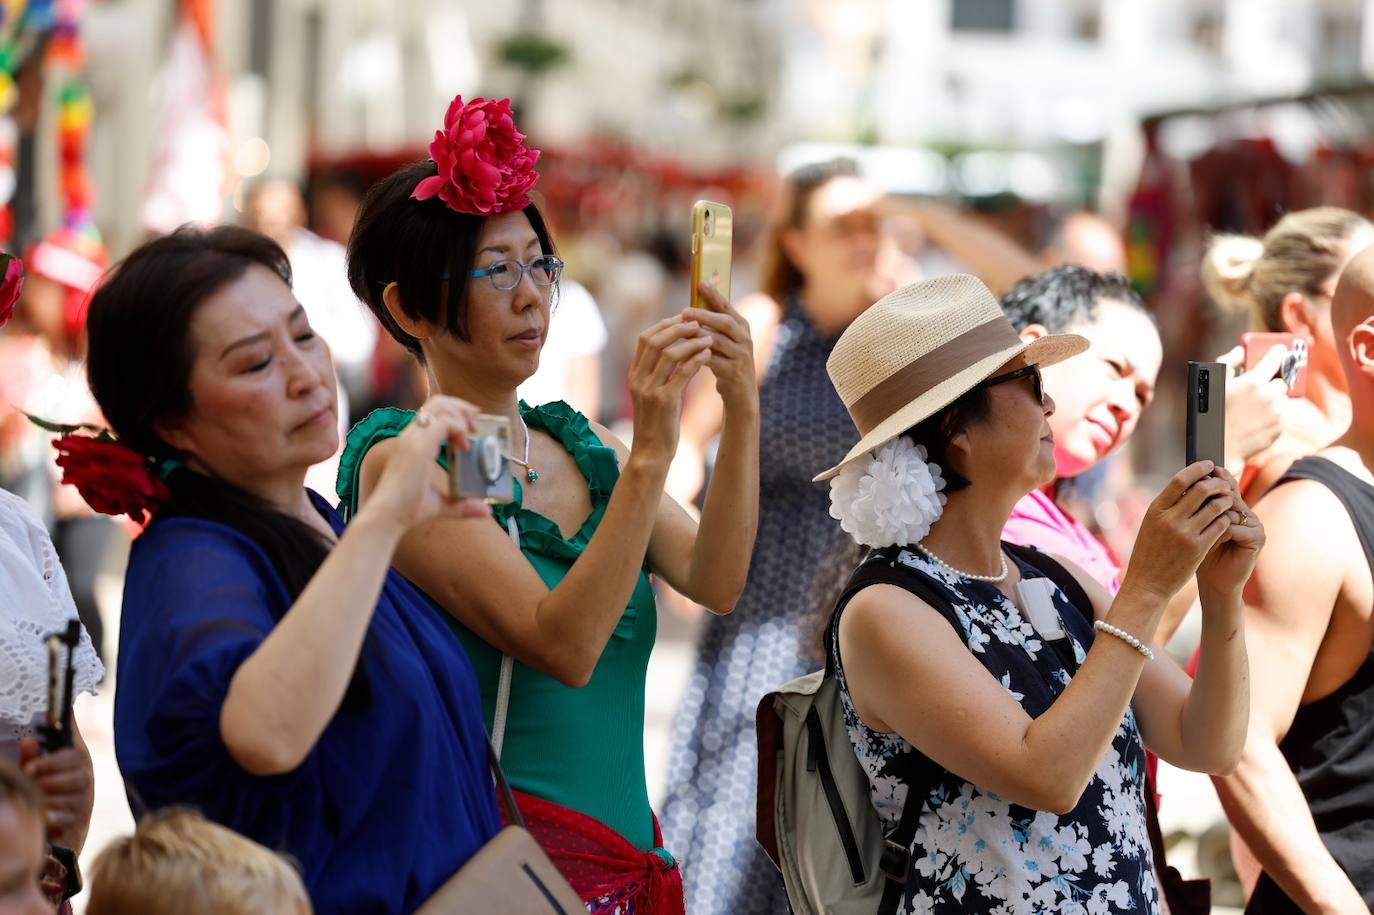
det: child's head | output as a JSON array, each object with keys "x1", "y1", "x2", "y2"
[
  {"x1": 86, "y1": 809, "x2": 312, "y2": 915},
  {"x1": 0, "y1": 761, "x2": 49, "y2": 915}
]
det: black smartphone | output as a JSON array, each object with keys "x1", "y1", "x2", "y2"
[
  {"x1": 39, "y1": 621, "x2": 79, "y2": 753},
  {"x1": 1186, "y1": 361, "x2": 1226, "y2": 468}
]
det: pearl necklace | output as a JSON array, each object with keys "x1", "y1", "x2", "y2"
[
  {"x1": 915, "y1": 542, "x2": 1010, "y2": 583},
  {"x1": 505, "y1": 413, "x2": 539, "y2": 484}
]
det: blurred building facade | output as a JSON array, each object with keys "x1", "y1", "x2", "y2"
[
  {"x1": 780, "y1": 0, "x2": 1374, "y2": 208},
  {"x1": 52, "y1": 0, "x2": 1374, "y2": 256},
  {"x1": 81, "y1": 0, "x2": 787, "y2": 256}
]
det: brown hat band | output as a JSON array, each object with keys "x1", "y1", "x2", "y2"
[{"x1": 848, "y1": 316, "x2": 1021, "y2": 435}]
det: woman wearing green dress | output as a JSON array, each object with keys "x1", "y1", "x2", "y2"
[{"x1": 335, "y1": 95, "x2": 760, "y2": 913}]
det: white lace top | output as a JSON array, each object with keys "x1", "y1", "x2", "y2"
[{"x1": 0, "y1": 488, "x2": 103, "y2": 743}]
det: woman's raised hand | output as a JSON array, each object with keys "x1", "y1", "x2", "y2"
[
  {"x1": 360, "y1": 395, "x2": 491, "y2": 533},
  {"x1": 1121, "y1": 461, "x2": 1246, "y2": 604},
  {"x1": 628, "y1": 315, "x2": 714, "y2": 466},
  {"x1": 682, "y1": 282, "x2": 759, "y2": 418},
  {"x1": 1195, "y1": 467, "x2": 1265, "y2": 599}
]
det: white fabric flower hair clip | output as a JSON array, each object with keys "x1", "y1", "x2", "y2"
[{"x1": 828, "y1": 437, "x2": 947, "y2": 548}]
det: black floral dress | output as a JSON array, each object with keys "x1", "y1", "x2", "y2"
[{"x1": 832, "y1": 547, "x2": 1160, "y2": 915}]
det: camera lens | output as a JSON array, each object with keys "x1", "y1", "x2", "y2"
[
  {"x1": 1197, "y1": 369, "x2": 1210, "y2": 412},
  {"x1": 477, "y1": 436, "x2": 504, "y2": 483}
]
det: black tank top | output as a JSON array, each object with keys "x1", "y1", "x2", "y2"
[{"x1": 1247, "y1": 456, "x2": 1374, "y2": 913}]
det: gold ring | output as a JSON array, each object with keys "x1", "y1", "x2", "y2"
[{"x1": 1240, "y1": 510, "x2": 1251, "y2": 526}]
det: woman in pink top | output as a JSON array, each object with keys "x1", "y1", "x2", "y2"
[
  {"x1": 999, "y1": 265, "x2": 1286, "y2": 595},
  {"x1": 998, "y1": 267, "x2": 1162, "y2": 590}
]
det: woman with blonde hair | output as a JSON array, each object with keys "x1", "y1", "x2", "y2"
[
  {"x1": 86, "y1": 809, "x2": 311, "y2": 915},
  {"x1": 1202, "y1": 206, "x2": 1374, "y2": 498}
]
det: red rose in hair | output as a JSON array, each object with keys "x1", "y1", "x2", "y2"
[
  {"x1": 0, "y1": 252, "x2": 24, "y2": 330},
  {"x1": 411, "y1": 95, "x2": 540, "y2": 215},
  {"x1": 52, "y1": 435, "x2": 169, "y2": 524}
]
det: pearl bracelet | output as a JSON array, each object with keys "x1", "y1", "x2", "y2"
[{"x1": 1093, "y1": 620, "x2": 1155, "y2": 661}]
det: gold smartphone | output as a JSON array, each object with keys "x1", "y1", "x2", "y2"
[{"x1": 690, "y1": 200, "x2": 732, "y2": 311}]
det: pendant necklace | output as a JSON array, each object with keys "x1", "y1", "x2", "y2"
[{"x1": 507, "y1": 413, "x2": 540, "y2": 484}]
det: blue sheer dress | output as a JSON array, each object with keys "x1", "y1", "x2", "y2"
[{"x1": 114, "y1": 491, "x2": 501, "y2": 915}]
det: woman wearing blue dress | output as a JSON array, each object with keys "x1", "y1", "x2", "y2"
[{"x1": 71, "y1": 226, "x2": 501, "y2": 914}]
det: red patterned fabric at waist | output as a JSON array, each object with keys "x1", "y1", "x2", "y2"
[{"x1": 508, "y1": 790, "x2": 683, "y2": 915}]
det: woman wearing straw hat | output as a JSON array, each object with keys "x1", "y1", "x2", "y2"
[{"x1": 819, "y1": 274, "x2": 1258, "y2": 913}]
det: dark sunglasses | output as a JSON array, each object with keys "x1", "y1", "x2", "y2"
[{"x1": 982, "y1": 363, "x2": 1044, "y2": 405}]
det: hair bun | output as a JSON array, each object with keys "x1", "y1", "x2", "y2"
[{"x1": 1202, "y1": 234, "x2": 1264, "y2": 314}]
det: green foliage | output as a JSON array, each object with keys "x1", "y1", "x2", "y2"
[{"x1": 497, "y1": 32, "x2": 571, "y2": 76}]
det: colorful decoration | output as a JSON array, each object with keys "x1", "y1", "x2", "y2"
[{"x1": 141, "y1": 0, "x2": 230, "y2": 233}]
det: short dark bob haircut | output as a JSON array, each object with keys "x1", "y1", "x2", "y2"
[{"x1": 346, "y1": 160, "x2": 557, "y2": 361}]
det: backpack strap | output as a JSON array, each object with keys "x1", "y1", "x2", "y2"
[{"x1": 825, "y1": 546, "x2": 970, "y2": 914}]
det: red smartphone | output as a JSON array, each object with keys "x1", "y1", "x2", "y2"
[{"x1": 1242, "y1": 331, "x2": 1309, "y2": 398}]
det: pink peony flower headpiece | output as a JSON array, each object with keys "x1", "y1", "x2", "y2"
[{"x1": 412, "y1": 95, "x2": 541, "y2": 215}]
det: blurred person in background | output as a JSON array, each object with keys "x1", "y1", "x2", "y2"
[
  {"x1": 660, "y1": 159, "x2": 914, "y2": 915},
  {"x1": 84, "y1": 226, "x2": 502, "y2": 913},
  {"x1": 0, "y1": 227, "x2": 119, "y2": 662},
  {"x1": 245, "y1": 177, "x2": 378, "y2": 409},
  {"x1": 0, "y1": 268, "x2": 102, "y2": 914},
  {"x1": 307, "y1": 171, "x2": 366, "y2": 247},
  {"x1": 1213, "y1": 247, "x2": 1374, "y2": 914},
  {"x1": 1202, "y1": 207, "x2": 1374, "y2": 500},
  {"x1": 662, "y1": 159, "x2": 1052, "y2": 914},
  {"x1": 516, "y1": 278, "x2": 608, "y2": 421},
  {"x1": 339, "y1": 95, "x2": 759, "y2": 912},
  {"x1": 1040, "y1": 210, "x2": 1129, "y2": 274},
  {"x1": 1001, "y1": 266, "x2": 1285, "y2": 598},
  {"x1": 0, "y1": 760, "x2": 54, "y2": 915},
  {"x1": 1, "y1": 483, "x2": 102, "y2": 862},
  {"x1": 87, "y1": 809, "x2": 312, "y2": 915}
]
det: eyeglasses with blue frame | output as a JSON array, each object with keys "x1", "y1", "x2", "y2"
[{"x1": 445, "y1": 254, "x2": 565, "y2": 291}]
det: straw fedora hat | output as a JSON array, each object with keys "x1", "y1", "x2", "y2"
[{"x1": 814, "y1": 273, "x2": 1088, "y2": 482}]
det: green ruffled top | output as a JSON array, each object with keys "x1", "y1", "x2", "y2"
[{"x1": 336, "y1": 400, "x2": 660, "y2": 852}]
